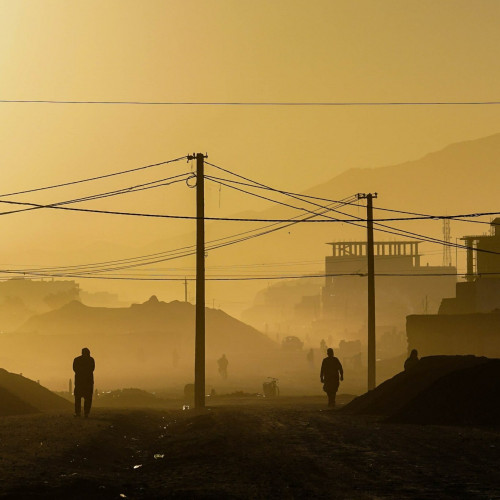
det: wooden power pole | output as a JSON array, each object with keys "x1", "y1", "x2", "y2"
[
  {"x1": 358, "y1": 192, "x2": 378, "y2": 391},
  {"x1": 188, "y1": 152, "x2": 207, "y2": 409}
]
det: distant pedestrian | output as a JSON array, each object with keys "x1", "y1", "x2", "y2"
[
  {"x1": 218, "y1": 354, "x2": 228, "y2": 380},
  {"x1": 73, "y1": 348, "x2": 95, "y2": 418},
  {"x1": 404, "y1": 349, "x2": 419, "y2": 371},
  {"x1": 320, "y1": 348, "x2": 343, "y2": 408},
  {"x1": 320, "y1": 339, "x2": 327, "y2": 352},
  {"x1": 307, "y1": 348, "x2": 314, "y2": 368}
]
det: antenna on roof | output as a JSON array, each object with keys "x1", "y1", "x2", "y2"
[{"x1": 442, "y1": 219, "x2": 452, "y2": 267}]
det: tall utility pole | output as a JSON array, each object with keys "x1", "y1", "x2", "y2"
[
  {"x1": 188, "y1": 153, "x2": 207, "y2": 409},
  {"x1": 357, "y1": 192, "x2": 378, "y2": 391},
  {"x1": 184, "y1": 277, "x2": 188, "y2": 303}
]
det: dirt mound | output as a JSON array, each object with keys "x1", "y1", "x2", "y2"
[
  {"x1": 17, "y1": 297, "x2": 276, "y2": 356},
  {"x1": 388, "y1": 359, "x2": 500, "y2": 425},
  {"x1": 0, "y1": 368, "x2": 72, "y2": 416},
  {"x1": 0, "y1": 386, "x2": 38, "y2": 416},
  {"x1": 342, "y1": 356, "x2": 499, "y2": 425}
]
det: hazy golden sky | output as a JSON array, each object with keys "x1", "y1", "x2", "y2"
[{"x1": 0, "y1": 1, "x2": 499, "y2": 306}]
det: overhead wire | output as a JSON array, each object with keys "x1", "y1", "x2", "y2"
[
  {"x1": 204, "y1": 174, "x2": 493, "y2": 225},
  {"x1": 1, "y1": 99, "x2": 500, "y2": 106},
  {"x1": 205, "y1": 171, "x2": 454, "y2": 248},
  {"x1": 2, "y1": 155, "x2": 496, "y2": 280},
  {"x1": 0, "y1": 156, "x2": 188, "y2": 198},
  {"x1": 2, "y1": 195, "x2": 359, "y2": 276},
  {"x1": 205, "y1": 161, "x2": 500, "y2": 255},
  {"x1": 0, "y1": 181, "x2": 499, "y2": 226},
  {"x1": 0, "y1": 270, "x2": 485, "y2": 282},
  {"x1": 0, "y1": 172, "x2": 195, "y2": 216}
]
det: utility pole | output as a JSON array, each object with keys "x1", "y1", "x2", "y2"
[
  {"x1": 188, "y1": 152, "x2": 207, "y2": 409},
  {"x1": 184, "y1": 277, "x2": 188, "y2": 303},
  {"x1": 357, "y1": 192, "x2": 378, "y2": 391}
]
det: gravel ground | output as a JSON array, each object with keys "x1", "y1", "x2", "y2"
[{"x1": 0, "y1": 396, "x2": 498, "y2": 499}]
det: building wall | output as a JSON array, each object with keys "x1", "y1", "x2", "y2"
[
  {"x1": 323, "y1": 255, "x2": 456, "y2": 332},
  {"x1": 407, "y1": 313, "x2": 500, "y2": 358}
]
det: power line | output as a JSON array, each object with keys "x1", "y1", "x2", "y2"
[
  {"x1": 0, "y1": 198, "x2": 406, "y2": 222},
  {"x1": 4, "y1": 196, "x2": 358, "y2": 276},
  {"x1": 0, "y1": 156, "x2": 188, "y2": 198},
  {"x1": 205, "y1": 175, "x2": 345, "y2": 222},
  {"x1": 206, "y1": 166, "x2": 446, "y2": 245},
  {"x1": 206, "y1": 174, "x2": 492, "y2": 225},
  {"x1": 0, "y1": 270, "x2": 482, "y2": 282},
  {"x1": 0, "y1": 173, "x2": 194, "y2": 216},
  {"x1": 206, "y1": 174, "x2": 497, "y2": 224},
  {"x1": 1, "y1": 99, "x2": 500, "y2": 106},
  {"x1": 205, "y1": 161, "x2": 500, "y2": 254},
  {"x1": 1, "y1": 177, "x2": 499, "y2": 226}
]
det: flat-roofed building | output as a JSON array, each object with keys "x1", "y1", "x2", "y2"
[
  {"x1": 407, "y1": 218, "x2": 500, "y2": 357},
  {"x1": 322, "y1": 240, "x2": 456, "y2": 337}
]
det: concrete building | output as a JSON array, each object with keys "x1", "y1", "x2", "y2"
[
  {"x1": 322, "y1": 240, "x2": 456, "y2": 337},
  {"x1": 439, "y1": 217, "x2": 500, "y2": 314},
  {"x1": 407, "y1": 218, "x2": 500, "y2": 357}
]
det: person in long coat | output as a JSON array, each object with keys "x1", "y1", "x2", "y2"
[
  {"x1": 320, "y1": 348, "x2": 343, "y2": 407},
  {"x1": 73, "y1": 347, "x2": 95, "y2": 418}
]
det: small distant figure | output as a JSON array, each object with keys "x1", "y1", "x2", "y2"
[
  {"x1": 320, "y1": 348, "x2": 344, "y2": 408},
  {"x1": 307, "y1": 348, "x2": 314, "y2": 368},
  {"x1": 73, "y1": 347, "x2": 95, "y2": 418},
  {"x1": 218, "y1": 354, "x2": 229, "y2": 380},
  {"x1": 404, "y1": 349, "x2": 419, "y2": 371},
  {"x1": 263, "y1": 377, "x2": 279, "y2": 397},
  {"x1": 320, "y1": 339, "x2": 327, "y2": 351}
]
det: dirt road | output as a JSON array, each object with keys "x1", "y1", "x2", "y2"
[{"x1": 0, "y1": 396, "x2": 498, "y2": 499}]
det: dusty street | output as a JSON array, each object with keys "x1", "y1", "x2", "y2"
[{"x1": 0, "y1": 396, "x2": 498, "y2": 499}]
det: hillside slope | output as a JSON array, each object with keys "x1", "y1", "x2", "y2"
[{"x1": 0, "y1": 369, "x2": 71, "y2": 416}]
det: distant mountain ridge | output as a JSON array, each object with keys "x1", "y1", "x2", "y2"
[{"x1": 287, "y1": 132, "x2": 500, "y2": 215}]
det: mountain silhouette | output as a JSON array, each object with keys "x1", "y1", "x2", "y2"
[{"x1": 303, "y1": 132, "x2": 500, "y2": 214}]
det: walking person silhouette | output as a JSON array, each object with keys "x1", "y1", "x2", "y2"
[
  {"x1": 218, "y1": 354, "x2": 228, "y2": 380},
  {"x1": 320, "y1": 348, "x2": 343, "y2": 408},
  {"x1": 73, "y1": 348, "x2": 95, "y2": 418}
]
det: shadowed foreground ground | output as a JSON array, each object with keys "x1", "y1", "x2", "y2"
[{"x1": 0, "y1": 396, "x2": 498, "y2": 499}]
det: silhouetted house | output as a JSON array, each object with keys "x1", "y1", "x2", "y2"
[
  {"x1": 0, "y1": 278, "x2": 80, "y2": 312},
  {"x1": 407, "y1": 219, "x2": 500, "y2": 357},
  {"x1": 322, "y1": 241, "x2": 456, "y2": 335}
]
